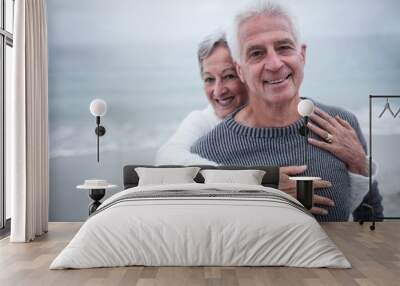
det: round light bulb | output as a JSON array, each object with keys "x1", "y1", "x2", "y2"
[
  {"x1": 90, "y1": 99, "x2": 107, "y2": 117},
  {"x1": 297, "y1": 99, "x2": 314, "y2": 117}
]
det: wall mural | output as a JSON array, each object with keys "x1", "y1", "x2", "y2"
[{"x1": 47, "y1": 0, "x2": 400, "y2": 221}]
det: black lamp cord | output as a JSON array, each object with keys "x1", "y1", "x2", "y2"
[
  {"x1": 96, "y1": 116, "x2": 100, "y2": 162},
  {"x1": 304, "y1": 116, "x2": 309, "y2": 168}
]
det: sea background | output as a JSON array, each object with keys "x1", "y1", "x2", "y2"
[{"x1": 47, "y1": 0, "x2": 400, "y2": 221}]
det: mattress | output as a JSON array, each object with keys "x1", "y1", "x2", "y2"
[{"x1": 50, "y1": 183, "x2": 350, "y2": 269}]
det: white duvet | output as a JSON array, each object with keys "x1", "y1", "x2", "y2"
[{"x1": 50, "y1": 183, "x2": 350, "y2": 269}]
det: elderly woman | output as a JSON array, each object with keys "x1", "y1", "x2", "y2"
[{"x1": 155, "y1": 32, "x2": 246, "y2": 165}]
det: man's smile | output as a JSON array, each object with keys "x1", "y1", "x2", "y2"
[{"x1": 264, "y1": 73, "x2": 292, "y2": 85}]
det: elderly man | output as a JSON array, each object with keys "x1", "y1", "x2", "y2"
[
  {"x1": 156, "y1": 31, "x2": 338, "y2": 216},
  {"x1": 191, "y1": 1, "x2": 382, "y2": 221}
]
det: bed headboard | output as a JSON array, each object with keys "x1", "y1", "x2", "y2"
[{"x1": 123, "y1": 165, "x2": 280, "y2": 189}]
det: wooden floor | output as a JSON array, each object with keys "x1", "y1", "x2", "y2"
[{"x1": 0, "y1": 222, "x2": 399, "y2": 286}]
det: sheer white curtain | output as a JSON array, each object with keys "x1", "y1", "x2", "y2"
[{"x1": 9, "y1": 0, "x2": 49, "y2": 242}]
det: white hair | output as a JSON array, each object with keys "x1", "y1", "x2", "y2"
[
  {"x1": 197, "y1": 30, "x2": 228, "y2": 75},
  {"x1": 227, "y1": 0, "x2": 301, "y2": 63}
]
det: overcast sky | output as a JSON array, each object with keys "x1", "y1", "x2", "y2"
[{"x1": 47, "y1": 0, "x2": 400, "y2": 46}]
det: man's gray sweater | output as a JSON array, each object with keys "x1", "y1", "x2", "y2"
[{"x1": 191, "y1": 101, "x2": 383, "y2": 222}]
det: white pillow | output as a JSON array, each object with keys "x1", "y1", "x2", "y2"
[
  {"x1": 200, "y1": 169, "x2": 266, "y2": 185},
  {"x1": 135, "y1": 167, "x2": 200, "y2": 186}
]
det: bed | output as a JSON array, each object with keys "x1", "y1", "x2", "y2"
[{"x1": 50, "y1": 165, "x2": 350, "y2": 269}]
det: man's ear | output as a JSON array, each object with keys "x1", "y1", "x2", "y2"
[
  {"x1": 300, "y1": 44, "x2": 307, "y2": 64},
  {"x1": 235, "y1": 62, "x2": 246, "y2": 84}
]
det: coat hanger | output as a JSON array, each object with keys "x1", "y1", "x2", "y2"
[
  {"x1": 394, "y1": 106, "x2": 400, "y2": 118},
  {"x1": 378, "y1": 98, "x2": 395, "y2": 118}
]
